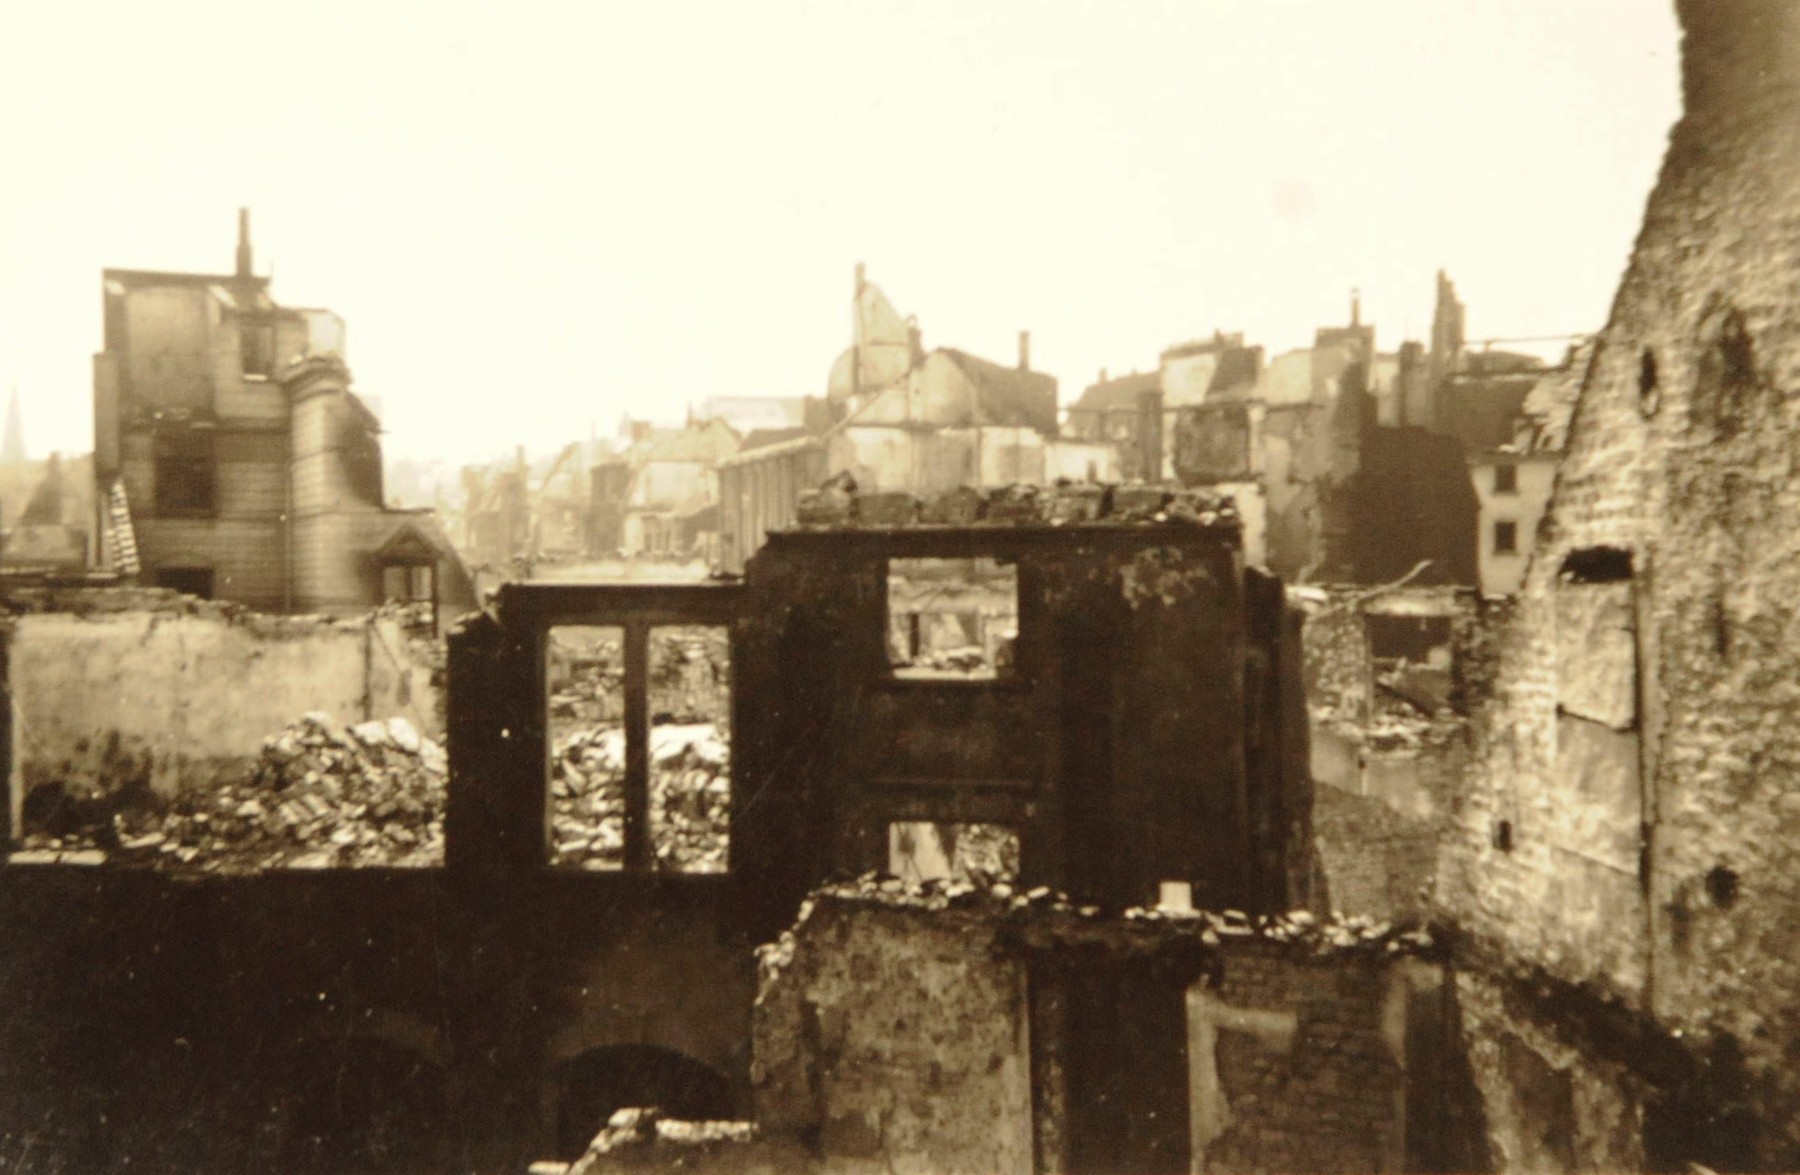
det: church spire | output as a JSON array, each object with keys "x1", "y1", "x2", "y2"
[{"x1": 2, "y1": 384, "x2": 25, "y2": 465}]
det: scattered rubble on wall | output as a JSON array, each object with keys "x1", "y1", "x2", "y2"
[
  {"x1": 13, "y1": 713, "x2": 446, "y2": 870},
  {"x1": 794, "y1": 480, "x2": 1241, "y2": 531},
  {"x1": 754, "y1": 875, "x2": 1438, "y2": 990}
]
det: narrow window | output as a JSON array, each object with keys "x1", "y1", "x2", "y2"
[
  {"x1": 887, "y1": 557, "x2": 1019, "y2": 680},
  {"x1": 1492, "y1": 462, "x2": 1518, "y2": 495},
  {"x1": 1494, "y1": 520, "x2": 1518, "y2": 554},
  {"x1": 547, "y1": 625, "x2": 627, "y2": 871},
  {"x1": 648, "y1": 625, "x2": 730, "y2": 873}
]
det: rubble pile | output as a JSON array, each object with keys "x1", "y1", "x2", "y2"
[
  {"x1": 118, "y1": 714, "x2": 447, "y2": 870},
  {"x1": 757, "y1": 874, "x2": 1438, "y2": 989},
  {"x1": 16, "y1": 714, "x2": 448, "y2": 870},
  {"x1": 549, "y1": 723, "x2": 730, "y2": 873}
]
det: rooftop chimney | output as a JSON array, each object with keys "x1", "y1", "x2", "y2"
[
  {"x1": 235, "y1": 208, "x2": 254, "y2": 279},
  {"x1": 1351, "y1": 287, "x2": 1362, "y2": 327},
  {"x1": 854, "y1": 262, "x2": 866, "y2": 294},
  {"x1": 1018, "y1": 330, "x2": 1031, "y2": 371}
]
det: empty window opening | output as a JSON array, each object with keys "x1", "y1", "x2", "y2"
[
  {"x1": 1560, "y1": 546, "x2": 1634, "y2": 584},
  {"x1": 154, "y1": 429, "x2": 217, "y2": 515},
  {"x1": 887, "y1": 557, "x2": 1019, "y2": 680},
  {"x1": 888, "y1": 821, "x2": 1019, "y2": 886},
  {"x1": 1493, "y1": 820, "x2": 1514, "y2": 853},
  {"x1": 1492, "y1": 463, "x2": 1518, "y2": 495},
  {"x1": 1365, "y1": 614, "x2": 1452, "y2": 669},
  {"x1": 548, "y1": 626, "x2": 627, "y2": 871},
  {"x1": 241, "y1": 320, "x2": 275, "y2": 377},
  {"x1": 382, "y1": 563, "x2": 436, "y2": 633},
  {"x1": 1493, "y1": 520, "x2": 1518, "y2": 554},
  {"x1": 648, "y1": 626, "x2": 730, "y2": 874}
]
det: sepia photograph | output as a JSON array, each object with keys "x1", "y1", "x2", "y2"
[{"x1": 0, "y1": 1, "x2": 1795, "y2": 1171}]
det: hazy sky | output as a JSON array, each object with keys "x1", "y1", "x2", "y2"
[{"x1": 1, "y1": 1, "x2": 1680, "y2": 467}]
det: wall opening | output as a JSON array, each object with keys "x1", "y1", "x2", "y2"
[
  {"x1": 547, "y1": 625, "x2": 626, "y2": 871},
  {"x1": 1365, "y1": 614, "x2": 1452, "y2": 667},
  {"x1": 1559, "y1": 546, "x2": 1634, "y2": 584},
  {"x1": 553, "y1": 1046, "x2": 735, "y2": 1161},
  {"x1": 1705, "y1": 864, "x2": 1739, "y2": 909},
  {"x1": 1638, "y1": 347, "x2": 1660, "y2": 416},
  {"x1": 648, "y1": 626, "x2": 730, "y2": 873},
  {"x1": 886, "y1": 557, "x2": 1019, "y2": 680},
  {"x1": 154, "y1": 566, "x2": 216, "y2": 600},
  {"x1": 888, "y1": 821, "x2": 1019, "y2": 885}
]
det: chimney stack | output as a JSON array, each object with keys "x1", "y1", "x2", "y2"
[
  {"x1": 235, "y1": 208, "x2": 253, "y2": 279},
  {"x1": 1018, "y1": 330, "x2": 1031, "y2": 371}
]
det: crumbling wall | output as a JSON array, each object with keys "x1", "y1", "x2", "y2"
[
  {"x1": 3, "y1": 588, "x2": 441, "y2": 805},
  {"x1": 753, "y1": 887, "x2": 1460, "y2": 1175},
  {"x1": 1295, "y1": 586, "x2": 1476, "y2": 920},
  {"x1": 753, "y1": 898, "x2": 1034, "y2": 1175},
  {"x1": 1434, "y1": 2, "x2": 1800, "y2": 1163}
]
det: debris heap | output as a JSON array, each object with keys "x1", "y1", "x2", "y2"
[
  {"x1": 549, "y1": 723, "x2": 730, "y2": 873},
  {"x1": 94, "y1": 713, "x2": 445, "y2": 871}
]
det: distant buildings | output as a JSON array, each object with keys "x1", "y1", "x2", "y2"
[
  {"x1": 717, "y1": 266, "x2": 1118, "y2": 572},
  {"x1": 1080, "y1": 275, "x2": 1581, "y2": 595},
  {"x1": 91, "y1": 211, "x2": 474, "y2": 623}
]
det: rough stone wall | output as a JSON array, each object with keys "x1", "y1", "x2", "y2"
[
  {"x1": 753, "y1": 899, "x2": 1034, "y2": 1175},
  {"x1": 2, "y1": 589, "x2": 441, "y2": 804},
  {"x1": 1436, "y1": 2, "x2": 1800, "y2": 1162}
]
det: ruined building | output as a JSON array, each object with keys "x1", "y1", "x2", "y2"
[
  {"x1": 1081, "y1": 299, "x2": 1480, "y2": 587},
  {"x1": 1432, "y1": 1, "x2": 1800, "y2": 1166},
  {"x1": 0, "y1": 484, "x2": 1326, "y2": 1171},
  {"x1": 92, "y1": 211, "x2": 473, "y2": 621}
]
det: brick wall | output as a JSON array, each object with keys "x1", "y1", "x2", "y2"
[{"x1": 1435, "y1": 2, "x2": 1800, "y2": 1162}]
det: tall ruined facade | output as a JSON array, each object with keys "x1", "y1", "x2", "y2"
[
  {"x1": 92, "y1": 213, "x2": 473, "y2": 620},
  {"x1": 1438, "y1": 2, "x2": 1800, "y2": 1167}
]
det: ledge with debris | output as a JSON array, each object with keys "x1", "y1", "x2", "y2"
[
  {"x1": 755, "y1": 874, "x2": 1440, "y2": 992},
  {"x1": 792, "y1": 481, "x2": 1241, "y2": 531}
]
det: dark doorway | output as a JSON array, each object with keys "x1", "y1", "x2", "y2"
[
  {"x1": 155, "y1": 566, "x2": 215, "y2": 600},
  {"x1": 553, "y1": 1045, "x2": 735, "y2": 1159}
]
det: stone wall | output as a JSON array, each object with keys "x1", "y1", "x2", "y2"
[
  {"x1": 753, "y1": 897, "x2": 1034, "y2": 1175},
  {"x1": 1434, "y1": 1, "x2": 1800, "y2": 1163}
]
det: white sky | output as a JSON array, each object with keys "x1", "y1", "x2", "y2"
[{"x1": 1, "y1": 1, "x2": 1680, "y2": 468}]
